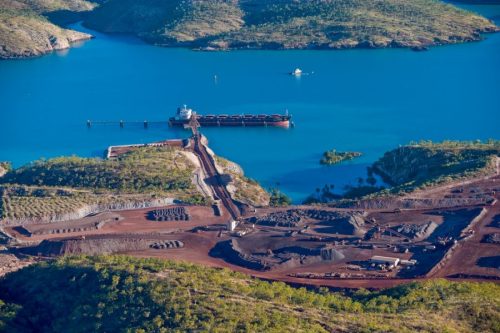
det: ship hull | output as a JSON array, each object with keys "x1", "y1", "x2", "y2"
[{"x1": 169, "y1": 115, "x2": 291, "y2": 128}]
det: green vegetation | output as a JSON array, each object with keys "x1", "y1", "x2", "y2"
[
  {"x1": 0, "y1": 255, "x2": 498, "y2": 332},
  {"x1": 1, "y1": 185, "x2": 97, "y2": 220},
  {"x1": 215, "y1": 156, "x2": 270, "y2": 207},
  {"x1": 154, "y1": 0, "x2": 244, "y2": 43},
  {"x1": 0, "y1": 299, "x2": 19, "y2": 332},
  {"x1": 2, "y1": 0, "x2": 498, "y2": 57},
  {"x1": 83, "y1": 0, "x2": 498, "y2": 51},
  {"x1": 0, "y1": 0, "x2": 94, "y2": 59},
  {"x1": 320, "y1": 150, "x2": 362, "y2": 165},
  {"x1": 304, "y1": 184, "x2": 341, "y2": 204},
  {"x1": 269, "y1": 187, "x2": 292, "y2": 207},
  {"x1": 0, "y1": 147, "x2": 207, "y2": 220},
  {"x1": 0, "y1": 184, "x2": 202, "y2": 220},
  {"x1": 372, "y1": 140, "x2": 500, "y2": 193},
  {"x1": 306, "y1": 140, "x2": 500, "y2": 202},
  {"x1": 1, "y1": 147, "x2": 194, "y2": 193},
  {"x1": 342, "y1": 184, "x2": 386, "y2": 199}
]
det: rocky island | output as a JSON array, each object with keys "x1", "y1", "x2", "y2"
[{"x1": 320, "y1": 149, "x2": 362, "y2": 165}]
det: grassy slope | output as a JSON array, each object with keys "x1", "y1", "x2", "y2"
[
  {"x1": 0, "y1": 147, "x2": 205, "y2": 220},
  {"x1": 215, "y1": 156, "x2": 270, "y2": 207},
  {"x1": 3, "y1": 0, "x2": 498, "y2": 57},
  {"x1": 0, "y1": 0, "x2": 94, "y2": 59},
  {"x1": 0, "y1": 255, "x2": 498, "y2": 332},
  {"x1": 160, "y1": 0, "x2": 244, "y2": 42},
  {"x1": 372, "y1": 140, "x2": 500, "y2": 192},
  {"x1": 84, "y1": 0, "x2": 498, "y2": 50},
  {"x1": 306, "y1": 140, "x2": 500, "y2": 202},
  {"x1": 1, "y1": 147, "x2": 194, "y2": 193}
]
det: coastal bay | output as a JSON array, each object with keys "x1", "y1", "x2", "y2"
[{"x1": 1, "y1": 4, "x2": 499, "y2": 202}]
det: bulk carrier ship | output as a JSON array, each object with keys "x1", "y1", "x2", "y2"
[{"x1": 169, "y1": 105, "x2": 292, "y2": 128}]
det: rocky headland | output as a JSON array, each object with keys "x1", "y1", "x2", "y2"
[
  {"x1": 83, "y1": 0, "x2": 499, "y2": 51},
  {"x1": 0, "y1": 0, "x2": 94, "y2": 59},
  {"x1": 1, "y1": 0, "x2": 499, "y2": 59}
]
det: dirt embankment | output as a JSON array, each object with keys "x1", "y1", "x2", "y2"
[
  {"x1": 2, "y1": 197, "x2": 175, "y2": 226},
  {"x1": 24, "y1": 236, "x2": 184, "y2": 256},
  {"x1": 179, "y1": 150, "x2": 215, "y2": 200},
  {"x1": 211, "y1": 238, "x2": 346, "y2": 272},
  {"x1": 211, "y1": 152, "x2": 270, "y2": 208},
  {"x1": 334, "y1": 197, "x2": 494, "y2": 210},
  {"x1": 20, "y1": 212, "x2": 122, "y2": 237}
]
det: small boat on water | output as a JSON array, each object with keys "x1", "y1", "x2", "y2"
[{"x1": 291, "y1": 68, "x2": 302, "y2": 76}]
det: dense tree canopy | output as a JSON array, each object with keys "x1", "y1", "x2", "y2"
[{"x1": 1, "y1": 255, "x2": 497, "y2": 332}]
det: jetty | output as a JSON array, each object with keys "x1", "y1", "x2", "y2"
[
  {"x1": 186, "y1": 112, "x2": 241, "y2": 220},
  {"x1": 86, "y1": 120, "x2": 165, "y2": 128},
  {"x1": 87, "y1": 105, "x2": 294, "y2": 129}
]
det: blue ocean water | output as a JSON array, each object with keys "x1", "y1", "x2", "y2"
[{"x1": 0, "y1": 4, "x2": 499, "y2": 202}]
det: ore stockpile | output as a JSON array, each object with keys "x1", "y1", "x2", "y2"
[
  {"x1": 213, "y1": 209, "x2": 367, "y2": 272},
  {"x1": 18, "y1": 212, "x2": 122, "y2": 237},
  {"x1": 149, "y1": 207, "x2": 190, "y2": 222},
  {"x1": 210, "y1": 207, "x2": 488, "y2": 279},
  {"x1": 22, "y1": 235, "x2": 185, "y2": 256}
]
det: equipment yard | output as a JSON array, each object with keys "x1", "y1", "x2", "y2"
[
  {"x1": 2, "y1": 164, "x2": 499, "y2": 289},
  {"x1": 1, "y1": 129, "x2": 499, "y2": 289}
]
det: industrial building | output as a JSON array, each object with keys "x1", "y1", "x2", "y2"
[{"x1": 370, "y1": 256, "x2": 400, "y2": 268}]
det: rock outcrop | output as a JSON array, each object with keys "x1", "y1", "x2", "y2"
[
  {"x1": 0, "y1": 162, "x2": 10, "y2": 177},
  {"x1": 0, "y1": 14, "x2": 92, "y2": 59},
  {"x1": 0, "y1": 0, "x2": 95, "y2": 59}
]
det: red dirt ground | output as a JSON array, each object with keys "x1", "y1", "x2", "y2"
[{"x1": 5, "y1": 168, "x2": 499, "y2": 289}]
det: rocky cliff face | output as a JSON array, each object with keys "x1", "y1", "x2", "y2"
[
  {"x1": 0, "y1": 14, "x2": 92, "y2": 59},
  {"x1": 0, "y1": 0, "x2": 95, "y2": 59},
  {"x1": 2, "y1": 197, "x2": 175, "y2": 226},
  {"x1": 213, "y1": 155, "x2": 270, "y2": 207}
]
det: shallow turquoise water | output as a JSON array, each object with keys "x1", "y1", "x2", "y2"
[{"x1": 1, "y1": 4, "x2": 499, "y2": 202}]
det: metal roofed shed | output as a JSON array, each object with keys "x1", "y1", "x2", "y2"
[{"x1": 370, "y1": 256, "x2": 400, "y2": 267}]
